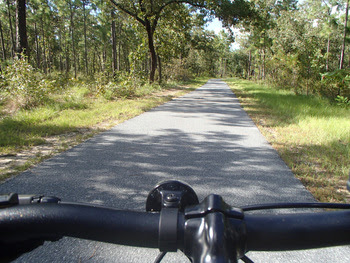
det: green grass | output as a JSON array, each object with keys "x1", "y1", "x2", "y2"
[
  {"x1": 0, "y1": 78, "x2": 208, "y2": 181},
  {"x1": 0, "y1": 97, "x2": 161, "y2": 148},
  {"x1": 225, "y1": 78, "x2": 350, "y2": 202}
]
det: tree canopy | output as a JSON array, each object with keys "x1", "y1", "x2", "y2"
[{"x1": 109, "y1": 0, "x2": 253, "y2": 82}]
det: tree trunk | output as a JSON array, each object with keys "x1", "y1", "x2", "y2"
[
  {"x1": 34, "y1": 22, "x2": 40, "y2": 68},
  {"x1": 77, "y1": 54, "x2": 80, "y2": 72},
  {"x1": 325, "y1": 6, "x2": 331, "y2": 72},
  {"x1": 102, "y1": 50, "x2": 106, "y2": 71},
  {"x1": 92, "y1": 50, "x2": 96, "y2": 74},
  {"x1": 48, "y1": 43, "x2": 52, "y2": 73},
  {"x1": 326, "y1": 34, "x2": 330, "y2": 71},
  {"x1": 41, "y1": 18, "x2": 47, "y2": 73},
  {"x1": 111, "y1": 10, "x2": 117, "y2": 77},
  {"x1": 97, "y1": 52, "x2": 102, "y2": 72},
  {"x1": 69, "y1": 1, "x2": 77, "y2": 78},
  {"x1": 262, "y1": 47, "x2": 266, "y2": 80},
  {"x1": 0, "y1": 19, "x2": 6, "y2": 60},
  {"x1": 58, "y1": 22, "x2": 63, "y2": 72},
  {"x1": 145, "y1": 19, "x2": 157, "y2": 83},
  {"x1": 15, "y1": 0, "x2": 27, "y2": 57},
  {"x1": 340, "y1": 0, "x2": 349, "y2": 70},
  {"x1": 65, "y1": 40, "x2": 70, "y2": 74},
  {"x1": 83, "y1": 0, "x2": 88, "y2": 75},
  {"x1": 123, "y1": 43, "x2": 130, "y2": 72},
  {"x1": 7, "y1": 0, "x2": 15, "y2": 57},
  {"x1": 248, "y1": 50, "x2": 251, "y2": 79},
  {"x1": 118, "y1": 23, "x2": 121, "y2": 71},
  {"x1": 158, "y1": 55, "x2": 162, "y2": 84}
]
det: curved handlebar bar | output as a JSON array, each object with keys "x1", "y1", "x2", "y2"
[
  {"x1": 245, "y1": 211, "x2": 350, "y2": 251},
  {"x1": 0, "y1": 203, "x2": 160, "y2": 248},
  {"x1": 1, "y1": 181, "x2": 350, "y2": 263},
  {"x1": 2, "y1": 202, "x2": 350, "y2": 262}
]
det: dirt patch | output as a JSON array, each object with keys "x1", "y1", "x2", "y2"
[{"x1": 0, "y1": 128, "x2": 100, "y2": 181}]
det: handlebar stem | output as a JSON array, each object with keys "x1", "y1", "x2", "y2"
[{"x1": 182, "y1": 195, "x2": 246, "y2": 263}]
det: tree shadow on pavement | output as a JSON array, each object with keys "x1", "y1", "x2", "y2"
[{"x1": 4, "y1": 128, "x2": 312, "y2": 211}]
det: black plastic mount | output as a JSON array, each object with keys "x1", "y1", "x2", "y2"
[
  {"x1": 146, "y1": 180, "x2": 199, "y2": 212},
  {"x1": 146, "y1": 181, "x2": 199, "y2": 252}
]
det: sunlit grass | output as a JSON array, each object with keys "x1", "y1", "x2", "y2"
[{"x1": 226, "y1": 78, "x2": 350, "y2": 202}]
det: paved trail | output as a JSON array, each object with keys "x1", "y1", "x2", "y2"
[{"x1": 1, "y1": 80, "x2": 349, "y2": 262}]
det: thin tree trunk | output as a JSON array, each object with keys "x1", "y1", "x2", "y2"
[
  {"x1": 248, "y1": 50, "x2": 251, "y2": 79},
  {"x1": 60, "y1": 53, "x2": 63, "y2": 72},
  {"x1": 111, "y1": 10, "x2": 117, "y2": 77},
  {"x1": 69, "y1": 1, "x2": 77, "y2": 78},
  {"x1": 41, "y1": 18, "x2": 47, "y2": 73},
  {"x1": 258, "y1": 50, "x2": 262, "y2": 80},
  {"x1": 118, "y1": 23, "x2": 121, "y2": 71},
  {"x1": 325, "y1": 6, "x2": 332, "y2": 72},
  {"x1": 63, "y1": 21, "x2": 69, "y2": 74},
  {"x1": 326, "y1": 35, "x2": 330, "y2": 71},
  {"x1": 101, "y1": 50, "x2": 106, "y2": 71},
  {"x1": 83, "y1": 0, "x2": 88, "y2": 75},
  {"x1": 340, "y1": 0, "x2": 349, "y2": 70},
  {"x1": 77, "y1": 54, "x2": 80, "y2": 72},
  {"x1": 158, "y1": 55, "x2": 162, "y2": 84},
  {"x1": 34, "y1": 22, "x2": 40, "y2": 68},
  {"x1": 0, "y1": 19, "x2": 6, "y2": 60},
  {"x1": 92, "y1": 49, "x2": 96, "y2": 74},
  {"x1": 48, "y1": 43, "x2": 52, "y2": 73},
  {"x1": 262, "y1": 48, "x2": 266, "y2": 80},
  {"x1": 7, "y1": 0, "x2": 15, "y2": 57},
  {"x1": 65, "y1": 40, "x2": 70, "y2": 74},
  {"x1": 15, "y1": 0, "x2": 28, "y2": 57},
  {"x1": 58, "y1": 22, "x2": 63, "y2": 72},
  {"x1": 122, "y1": 42, "x2": 130, "y2": 72},
  {"x1": 97, "y1": 52, "x2": 102, "y2": 71}
]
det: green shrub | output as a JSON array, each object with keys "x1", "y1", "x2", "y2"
[
  {"x1": 103, "y1": 80, "x2": 136, "y2": 99},
  {"x1": 45, "y1": 72, "x2": 69, "y2": 93},
  {"x1": 321, "y1": 69, "x2": 350, "y2": 98},
  {"x1": 335, "y1": 96, "x2": 350, "y2": 107},
  {"x1": 0, "y1": 57, "x2": 49, "y2": 109}
]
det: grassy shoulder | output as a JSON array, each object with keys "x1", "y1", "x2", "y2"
[
  {"x1": 225, "y1": 78, "x2": 350, "y2": 203},
  {"x1": 0, "y1": 78, "x2": 208, "y2": 182}
]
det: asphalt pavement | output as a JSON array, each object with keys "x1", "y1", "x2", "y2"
[{"x1": 1, "y1": 79, "x2": 350, "y2": 262}]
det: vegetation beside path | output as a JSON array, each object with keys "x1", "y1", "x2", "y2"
[
  {"x1": 0, "y1": 78, "x2": 208, "y2": 182},
  {"x1": 226, "y1": 78, "x2": 350, "y2": 203}
]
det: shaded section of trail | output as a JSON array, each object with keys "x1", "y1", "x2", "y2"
[{"x1": 1, "y1": 80, "x2": 349, "y2": 262}]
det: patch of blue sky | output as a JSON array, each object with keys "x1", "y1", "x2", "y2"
[{"x1": 205, "y1": 18, "x2": 241, "y2": 50}]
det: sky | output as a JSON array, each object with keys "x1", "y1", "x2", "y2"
[
  {"x1": 205, "y1": 17, "x2": 224, "y2": 34},
  {"x1": 205, "y1": 18, "x2": 242, "y2": 50}
]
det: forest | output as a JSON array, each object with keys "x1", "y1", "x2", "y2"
[
  {"x1": 233, "y1": 0, "x2": 350, "y2": 103},
  {"x1": 0, "y1": 0, "x2": 349, "y2": 109},
  {"x1": 0, "y1": 0, "x2": 247, "y2": 109}
]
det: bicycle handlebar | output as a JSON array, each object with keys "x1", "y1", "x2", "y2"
[
  {"x1": 0, "y1": 203, "x2": 160, "y2": 248},
  {"x1": 245, "y1": 211, "x2": 350, "y2": 251},
  {"x1": 2, "y1": 202, "x2": 350, "y2": 260},
  {"x1": 2, "y1": 180, "x2": 350, "y2": 263}
]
